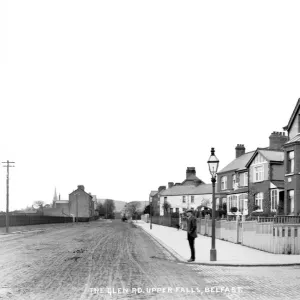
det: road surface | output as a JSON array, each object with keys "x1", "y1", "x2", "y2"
[{"x1": 0, "y1": 220, "x2": 226, "y2": 300}]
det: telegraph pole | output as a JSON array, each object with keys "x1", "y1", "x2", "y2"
[{"x1": 2, "y1": 161, "x2": 15, "y2": 233}]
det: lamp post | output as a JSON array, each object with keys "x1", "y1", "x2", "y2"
[
  {"x1": 150, "y1": 198, "x2": 153, "y2": 230},
  {"x1": 76, "y1": 193, "x2": 79, "y2": 223},
  {"x1": 207, "y1": 147, "x2": 219, "y2": 261}
]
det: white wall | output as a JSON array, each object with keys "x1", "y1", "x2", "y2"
[{"x1": 159, "y1": 194, "x2": 212, "y2": 215}]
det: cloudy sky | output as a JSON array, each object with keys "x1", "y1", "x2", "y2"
[{"x1": 1, "y1": 1, "x2": 300, "y2": 211}]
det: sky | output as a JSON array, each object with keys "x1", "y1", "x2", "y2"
[{"x1": 0, "y1": 1, "x2": 300, "y2": 211}]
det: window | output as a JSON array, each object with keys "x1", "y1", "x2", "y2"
[
  {"x1": 271, "y1": 190, "x2": 278, "y2": 212},
  {"x1": 182, "y1": 196, "x2": 186, "y2": 203},
  {"x1": 232, "y1": 175, "x2": 236, "y2": 188},
  {"x1": 239, "y1": 194, "x2": 248, "y2": 212},
  {"x1": 227, "y1": 195, "x2": 238, "y2": 212},
  {"x1": 240, "y1": 172, "x2": 248, "y2": 187},
  {"x1": 221, "y1": 176, "x2": 227, "y2": 190},
  {"x1": 164, "y1": 197, "x2": 167, "y2": 203},
  {"x1": 245, "y1": 172, "x2": 248, "y2": 186},
  {"x1": 288, "y1": 190, "x2": 294, "y2": 214},
  {"x1": 287, "y1": 151, "x2": 295, "y2": 173},
  {"x1": 176, "y1": 208, "x2": 179, "y2": 213},
  {"x1": 216, "y1": 198, "x2": 220, "y2": 210},
  {"x1": 254, "y1": 192, "x2": 263, "y2": 211},
  {"x1": 254, "y1": 165, "x2": 264, "y2": 182},
  {"x1": 191, "y1": 196, "x2": 194, "y2": 203}
]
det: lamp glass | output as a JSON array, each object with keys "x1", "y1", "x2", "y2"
[{"x1": 208, "y1": 152, "x2": 219, "y2": 178}]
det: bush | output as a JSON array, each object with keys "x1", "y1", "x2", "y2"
[{"x1": 230, "y1": 207, "x2": 238, "y2": 213}]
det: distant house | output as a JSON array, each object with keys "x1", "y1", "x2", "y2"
[
  {"x1": 151, "y1": 186, "x2": 166, "y2": 216},
  {"x1": 152, "y1": 167, "x2": 219, "y2": 216},
  {"x1": 69, "y1": 185, "x2": 95, "y2": 219},
  {"x1": 159, "y1": 183, "x2": 216, "y2": 214}
]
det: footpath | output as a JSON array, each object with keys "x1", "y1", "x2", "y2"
[{"x1": 135, "y1": 221, "x2": 300, "y2": 266}]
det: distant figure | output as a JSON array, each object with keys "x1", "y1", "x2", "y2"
[{"x1": 186, "y1": 209, "x2": 197, "y2": 262}]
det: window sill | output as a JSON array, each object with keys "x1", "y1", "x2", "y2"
[{"x1": 285, "y1": 173, "x2": 294, "y2": 177}]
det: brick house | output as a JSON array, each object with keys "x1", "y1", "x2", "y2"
[
  {"x1": 245, "y1": 132, "x2": 288, "y2": 215},
  {"x1": 283, "y1": 98, "x2": 300, "y2": 215},
  {"x1": 217, "y1": 145, "x2": 255, "y2": 216},
  {"x1": 69, "y1": 185, "x2": 95, "y2": 219}
]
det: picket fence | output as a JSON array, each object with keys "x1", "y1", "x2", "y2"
[{"x1": 143, "y1": 214, "x2": 300, "y2": 254}]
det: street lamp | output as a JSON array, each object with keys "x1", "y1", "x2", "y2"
[
  {"x1": 207, "y1": 147, "x2": 219, "y2": 261},
  {"x1": 150, "y1": 198, "x2": 153, "y2": 230}
]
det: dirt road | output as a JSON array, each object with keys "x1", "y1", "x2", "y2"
[{"x1": 0, "y1": 220, "x2": 227, "y2": 300}]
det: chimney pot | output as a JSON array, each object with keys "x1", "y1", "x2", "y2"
[
  {"x1": 186, "y1": 167, "x2": 196, "y2": 179},
  {"x1": 235, "y1": 144, "x2": 246, "y2": 158},
  {"x1": 168, "y1": 182, "x2": 174, "y2": 189},
  {"x1": 269, "y1": 131, "x2": 288, "y2": 150}
]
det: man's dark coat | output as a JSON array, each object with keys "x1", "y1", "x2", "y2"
[{"x1": 187, "y1": 215, "x2": 197, "y2": 238}]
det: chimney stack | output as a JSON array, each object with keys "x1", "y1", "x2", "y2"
[
  {"x1": 158, "y1": 186, "x2": 166, "y2": 193},
  {"x1": 235, "y1": 144, "x2": 245, "y2": 158},
  {"x1": 168, "y1": 182, "x2": 174, "y2": 189},
  {"x1": 269, "y1": 131, "x2": 288, "y2": 150},
  {"x1": 186, "y1": 167, "x2": 196, "y2": 179},
  {"x1": 78, "y1": 185, "x2": 85, "y2": 191}
]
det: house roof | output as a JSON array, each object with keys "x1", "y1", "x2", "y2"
[
  {"x1": 218, "y1": 151, "x2": 255, "y2": 174},
  {"x1": 259, "y1": 149, "x2": 284, "y2": 162},
  {"x1": 283, "y1": 98, "x2": 300, "y2": 131},
  {"x1": 55, "y1": 200, "x2": 69, "y2": 204},
  {"x1": 271, "y1": 180, "x2": 284, "y2": 189},
  {"x1": 160, "y1": 184, "x2": 212, "y2": 196},
  {"x1": 284, "y1": 133, "x2": 300, "y2": 145},
  {"x1": 181, "y1": 174, "x2": 205, "y2": 185},
  {"x1": 69, "y1": 188, "x2": 93, "y2": 198},
  {"x1": 150, "y1": 191, "x2": 158, "y2": 197}
]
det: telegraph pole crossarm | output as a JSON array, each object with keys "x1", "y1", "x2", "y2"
[{"x1": 2, "y1": 161, "x2": 15, "y2": 234}]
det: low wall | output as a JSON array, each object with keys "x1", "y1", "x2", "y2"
[{"x1": 0, "y1": 214, "x2": 73, "y2": 227}]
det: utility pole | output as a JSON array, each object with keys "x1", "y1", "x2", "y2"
[{"x1": 2, "y1": 161, "x2": 15, "y2": 233}]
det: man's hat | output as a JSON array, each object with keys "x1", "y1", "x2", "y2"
[{"x1": 186, "y1": 209, "x2": 193, "y2": 213}]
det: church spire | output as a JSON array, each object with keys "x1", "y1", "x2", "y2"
[{"x1": 53, "y1": 187, "x2": 58, "y2": 202}]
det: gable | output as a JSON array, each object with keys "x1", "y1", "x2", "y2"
[
  {"x1": 283, "y1": 98, "x2": 300, "y2": 139},
  {"x1": 250, "y1": 153, "x2": 267, "y2": 166}
]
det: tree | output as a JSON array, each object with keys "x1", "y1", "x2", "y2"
[
  {"x1": 201, "y1": 198, "x2": 211, "y2": 207},
  {"x1": 163, "y1": 201, "x2": 171, "y2": 214},
  {"x1": 144, "y1": 204, "x2": 150, "y2": 214},
  {"x1": 96, "y1": 202, "x2": 106, "y2": 217},
  {"x1": 32, "y1": 200, "x2": 45, "y2": 209},
  {"x1": 103, "y1": 199, "x2": 115, "y2": 219},
  {"x1": 125, "y1": 202, "x2": 140, "y2": 222}
]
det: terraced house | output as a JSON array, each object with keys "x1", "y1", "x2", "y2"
[
  {"x1": 216, "y1": 145, "x2": 255, "y2": 216},
  {"x1": 245, "y1": 132, "x2": 287, "y2": 215},
  {"x1": 283, "y1": 98, "x2": 300, "y2": 215},
  {"x1": 150, "y1": 167, "x2": 216, "y2": 216}
]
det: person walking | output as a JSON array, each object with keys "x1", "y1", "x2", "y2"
[{"x1": 186, "y1": 209, "x2": 197, "y2": 262}]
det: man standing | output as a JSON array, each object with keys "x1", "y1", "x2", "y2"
[{"x1": 186, "y1": 209, "x2": 197, "y2": 262}]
